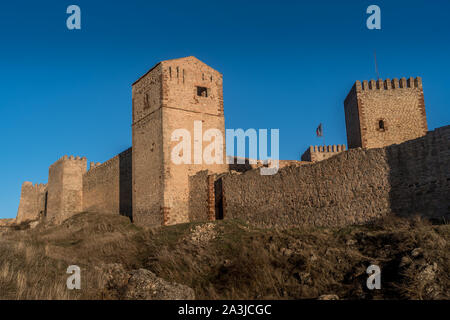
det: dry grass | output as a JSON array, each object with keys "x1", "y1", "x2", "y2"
[{"x1": 0, "y1": 212, "x2": 448, "y2": 300}]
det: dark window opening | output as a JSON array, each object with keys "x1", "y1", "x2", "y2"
[
  {"x1": 378, "y1": 120, "x2": 385, "y2": 131},
  {"x1": 197, "y1": 86, "x2": 208, "y2": 97},
  {"x1": 44, "y1": 191, "x2": 48, "y2": 217},
  {"x1": 144, "y1": 94, "x2": 150, "y2": 109},
  {"x1": 215, "y1": 178, "x2": 224, "y2": 220}
]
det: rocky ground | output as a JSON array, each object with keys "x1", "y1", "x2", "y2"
[{"x1": 0, "y1": 212, "x2": 448, "y2": 300}]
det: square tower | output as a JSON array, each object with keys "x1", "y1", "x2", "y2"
[
  {"x1": 132, "y1": 56, "x2": 227, "y2": 226},
  {"x1": 344, "y1": 77, "x2": 428, "y2": 149}
]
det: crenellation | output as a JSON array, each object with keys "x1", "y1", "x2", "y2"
[
  {"x1": 362, "y1": 80, "x2": 369, "y2": 90},
  {"x1": 392, "y1": 78, "x2": 399, "y2": 88},
  {"x1": 377, "y1": 79, "x2": 383, "y2": 89},
  {"x1": 385, "y1": 79, "x2": 391, "y2": 89},
  {"x1": 415, "y1": 77, "x2": 423, "y2": 89},
  {"x1": 359, "y1": 77, "x2": 423, "y2": 91},
  {"x1": 400, "y1": 77, "x2": 407, "y2": 88},
  {"x1": 301, "y1": 144, "x2": 347, "y2": 162}
]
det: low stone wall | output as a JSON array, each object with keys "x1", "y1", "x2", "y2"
[
  {"x1": 220, "y1": 126, "x2": 449, "y2": 228},
  {"x1": 0, "y1": 219, "x2": 15, "y2": 227},
  {"x1": 188, "y1": 170, "x2": 211, "y2": 222}
]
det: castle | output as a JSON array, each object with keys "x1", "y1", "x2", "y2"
[{"x1": 13, "y1": 57, "x2": 450, "y2": 227}]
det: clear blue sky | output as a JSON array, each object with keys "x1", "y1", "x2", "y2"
[{"x1": 1, "y1": 0, "x2": 449, "y2": 218}]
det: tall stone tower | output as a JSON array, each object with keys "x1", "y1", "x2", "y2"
[
  {"x1": 47, "y1": 156, "x2": 87, "y2": 224},
  {"x1": 344, "y1": 77, "x2": 428, "y2": 149},
  {"x1": 132, "y1": 56, "x2": 227, "y2": 226}
]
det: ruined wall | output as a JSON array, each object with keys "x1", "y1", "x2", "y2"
[
  {"x1": 16, "y1": 182, "x2": 47, "y2": 223},
  {"x1": 344, "y1": 77, "x2": 427, "y2": 149},
  {"x1": 220, "y1": 126, "x2": 449, "y2": 229},
  {"x1": 83, "y1": 148, "x2": 132, "y2": 219},
  {"x1": 301, "y1": 145, "x2": 346, "y2": 162},
  {"x1": 188, "y1": 170, "x2": 216, "y2": 222},
  {"x1": 47, "y1": 156, "x2": 87, "y2": 224}
]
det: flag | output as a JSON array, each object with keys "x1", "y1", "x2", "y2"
[{"x1": 316, "y1": 123, "x2": 323, "y2": 137}]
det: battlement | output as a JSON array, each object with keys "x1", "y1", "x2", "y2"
[
  {"x1": 34, "y1": 183, "x2": 47, "y2": 191},
  {"x1": 309, "y1": 145, "x2": 347, "y2": 153},
  {"x1": 301, "y1": 145, "x2": 347, "y2": 162},
  {"x1": 49, "y1": 155, "x2": 87, "y2": 168},
  {"x1": 89, "y1": 162, "x2": 103, "y2": 171},
  {"x1": 23, "y1": 181, "x2": 48, "y2": 191},
  {"x1": 355, "y1": 77, "x2": 423, "y2": 92}
]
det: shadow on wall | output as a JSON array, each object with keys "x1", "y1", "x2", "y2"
[
  {"x1": 216, "y1": 126, "x2": 450, "y2": 229},
  {"x1": 387, "y1": 126, "x2": 450, "y2": 222},
  {"x1": 119, "y1": 148, "x2": 133, "y2": 221}
]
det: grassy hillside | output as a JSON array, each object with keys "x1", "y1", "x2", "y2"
[{"x1": 0, "y1": 212, "x2": 448, "y2": 300}]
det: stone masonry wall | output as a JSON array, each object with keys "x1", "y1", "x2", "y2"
[
  {"x1": 301, "y1": 145, "x2": 347, "y2": 162},
  {"x1": 83, "y1": 148, "x2": 132, "y2": 219},
  {"x1": 387, "y1": 125, "x2": 450, "y2": 219},
  {"x1": 132, "y1": 63, "x2": 164, "y2": 226},
  {"x1": 220, "y1": 126, "x2": 449, "y2": 229},
  {"x1": 47, "y1": 156, "x2": 87, "y2": 224},
  {"x1": 160, "y1": 57, "x2": 228, "y2": 226},
  {"x1": 188, "y1": 170, "x2": 213, "y2": 222},
  {"x1": 344, "y1": 77, "x2": 427, "y2": 149},
  {"x1": 16, "y1": 182, "x2": 47, "y2": 223}
]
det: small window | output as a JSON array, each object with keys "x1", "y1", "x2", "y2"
[
  {"x1": 144, "y1": 94, "x2": 150, "y2": 109},
  {"x1": 378, "y1": 119, "x2": 385, "y2": 131},
  {"x1": 197, "y1": 86, "x2": 208, "y2": 97}
]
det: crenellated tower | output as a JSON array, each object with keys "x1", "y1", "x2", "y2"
[
  {"x1": 131, "y1": 56, "x2": 227, "y2": 226},
  {"x1": 46, "y1": 155, "x2": 87, "y2": 223},
  {"x1": 344, "y1": 77, "x2": 428, "y2": 149}
]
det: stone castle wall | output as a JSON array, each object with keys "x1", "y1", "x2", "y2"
[
  {"x1": 345, "y1": 77, "x2": 427, "y2": 149},
  {"x1": 219, "y1": 126, "x2": 450, "y2": 228},
  {"x1": 16, "y1": 182, "x2": 47, "y2": 223},
  {"x1": 83, "y1": 148, "x2": 132, "y2": 219},
  {"x1": 301, "y1": 145, "x2": 347, "y2": 162}
]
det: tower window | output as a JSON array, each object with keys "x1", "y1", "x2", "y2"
[
  {"x1": 378, "y1": 119, "x2": 385, "y2": 131},
  {"x1": 197, "y1": 86, "x2": 209, "y2": 97}
]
